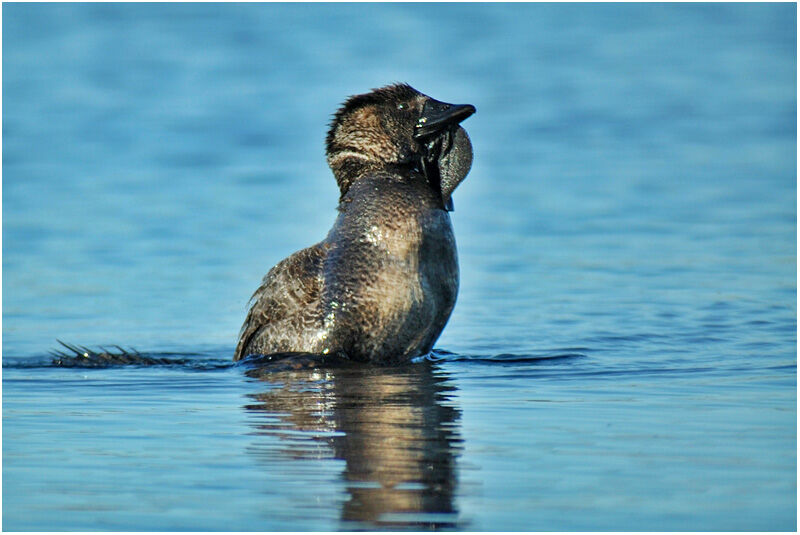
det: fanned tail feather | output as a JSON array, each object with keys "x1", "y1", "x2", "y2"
[{"x1": 50, "y1": 340, "x2": 187, "y2": 368}]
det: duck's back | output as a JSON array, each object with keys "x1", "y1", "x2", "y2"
[{"x1": 233, "y1": 243, "x2": 328, "y2": 361}]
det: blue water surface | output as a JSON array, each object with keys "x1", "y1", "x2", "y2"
[{"x1": 3, "y1": 3, "x2": 796, "y2": 531}]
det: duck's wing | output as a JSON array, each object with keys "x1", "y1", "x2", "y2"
[{"x1": 233, "y1": 243, "x2": 328, "y2": 361}]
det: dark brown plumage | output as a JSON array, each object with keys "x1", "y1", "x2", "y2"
[{"x1": 234, "y1": 84, "x2": 475, "y2": 363}]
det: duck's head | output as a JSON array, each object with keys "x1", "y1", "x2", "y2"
[{"x1": 326, "y1": 83, "x2": 475, "y2": 210}]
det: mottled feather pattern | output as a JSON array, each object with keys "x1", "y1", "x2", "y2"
[{"x1": 234, "y1": 245, "x2": 328, "y2": 360}]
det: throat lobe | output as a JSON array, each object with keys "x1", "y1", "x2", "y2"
[{"x1": 418, "y1": 128, "x2": 456, "y2": 211}]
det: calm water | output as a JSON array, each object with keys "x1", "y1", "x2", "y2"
[{"x1": 3, "y1": 3, "x2": 796, "y2": 531}]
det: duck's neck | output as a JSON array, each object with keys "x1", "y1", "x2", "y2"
[{"x1": 329, "y1": 155, "x2": 418, "y2": 201}]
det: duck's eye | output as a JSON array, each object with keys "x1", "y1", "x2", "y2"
[{"x1": 397, "y1": 103, "x2": 405, "y2": 110}]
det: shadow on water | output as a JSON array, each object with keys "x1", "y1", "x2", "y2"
[{"x1": 242, "y1": 360, "x2": 464, "y2": 530}]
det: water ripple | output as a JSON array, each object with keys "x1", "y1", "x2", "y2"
[{"x1": 428, "y1": 349, "x2": 588, "y2": 364}]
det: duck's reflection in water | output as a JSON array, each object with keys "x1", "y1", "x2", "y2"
[{"x1": 243, "y1": 359, "x2": 463, "y2": 529}]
